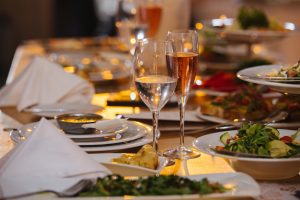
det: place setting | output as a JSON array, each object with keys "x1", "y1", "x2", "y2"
[
  {"x1": 2, "y1": 1, "x2": 300, "y2": 200},
  {"x1": 0, "y1": 27, "x2": 260, "y2": 199}
]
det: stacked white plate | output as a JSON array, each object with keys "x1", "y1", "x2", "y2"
[{"x1": 10, "y1": 120, "x2": 153, "y2": 153}]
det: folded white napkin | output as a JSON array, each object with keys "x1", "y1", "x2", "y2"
[
  {"x1": 0, "y1": 118, "x2": 110, "y2": 199},
  {"x1": 82, "y1": 119, "x2": 127, "y2": 132},
  {"x1": 122, "y1": 110, "x2": 203, "y2": 122},
  {"x1": 0, "y1": 56, "x2": 95, "y2": 111}
]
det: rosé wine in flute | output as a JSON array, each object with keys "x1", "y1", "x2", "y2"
[
  {"x1": 163, "y1": 30, "x2": 200, "y2": 160},
  {"x1": 166, "y1": 52, "x2": 198, "y2": 96}
]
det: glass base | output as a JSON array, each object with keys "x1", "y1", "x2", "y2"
[{"x1": 163, "y1": 146, "x2": 201, "y2": 160}]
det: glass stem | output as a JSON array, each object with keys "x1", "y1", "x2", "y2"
[
  {"x1": 178, "y1": 95, "x2": 187, "y2": 148},
  {"x1": 152, "y1": 111, "x2": 159, "y2": 153}
]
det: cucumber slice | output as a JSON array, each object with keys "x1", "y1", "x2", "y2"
[
  {"x1": 220, "y1": 132, "x2": 231, "y2": 145},
  {"x1": 292, "y1": 129, "x2": 300, "y2": 146},
  {"x1": 264, "y1": 126, "x2": 280, "y2": 137}
]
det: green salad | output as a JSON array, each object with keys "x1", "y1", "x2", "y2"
[
  {"x1": 217, "y1": 123, "x2": 300, "y2": 158},
  {"x1": 79, "y1": 175, "x2": 228, "y2": 197}
]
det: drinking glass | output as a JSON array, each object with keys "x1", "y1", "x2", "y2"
[
  {"x1": 136, "y1": 0, "x2": 163, "y2": 37},
  {"x1": 116, "y1": 0, "x2": 147, "y2": 51},
  {"x1": 133, "y1": 38, "x2": 177, "y2": 152},
  {"x1": 163, "y1": 30, "x2": 201, "y2": 159}
]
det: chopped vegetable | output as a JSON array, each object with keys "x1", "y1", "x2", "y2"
[
  {"x1": 292, "y1": 129, "x2": 300, "y2": 146},
  {"x1": 217, "y1": 123, "x2": 300, "y2": 158},
  {"x1": 268, "y1": 140, "x2": 292, "y2": 158},
  {"x1": 78, "y1": 175, "x2": 229, "y2": 197},
  {"x1": 220, "y1": 132, "x2": 231, "y2": 145}
]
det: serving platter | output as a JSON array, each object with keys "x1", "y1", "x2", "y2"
[
  {"x1": 203, "y1": 18, "x2": 294, "y2": 43},
  {"x1": 193, "y1": 129, "x2": 300, "y2": 180},
  {"x1": 237, "y1": 65, "x2": 300, "y2": 94},
  {"x1": 17, "y1": 172, "x2": 260, "y2": 200}
]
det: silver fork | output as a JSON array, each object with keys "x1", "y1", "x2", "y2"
[{"x1": 5, "y1": 179, "x2": 93, "y2": 199}]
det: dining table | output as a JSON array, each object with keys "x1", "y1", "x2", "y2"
[{"x1": 0, "y1": 38, "x2": 299, "y2": 200}]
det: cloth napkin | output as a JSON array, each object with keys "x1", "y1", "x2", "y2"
[
  {"x1": 82, "y1": 119, "x2": 127, "y2": 132},
  {"x1": 0, "y1": 56, "x2": 95, "y2": 111},
  {"x1": 0, "y1": 118, "x2": 110, "y2": 199}
]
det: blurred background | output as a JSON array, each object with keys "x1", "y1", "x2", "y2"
[{"x1": 1, "y1": 0, "x2": 300, "y2": 87}]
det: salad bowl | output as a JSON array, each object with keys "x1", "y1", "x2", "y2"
[{"x1": 193, "y1": 129, "x2": 300, "y2": 180}]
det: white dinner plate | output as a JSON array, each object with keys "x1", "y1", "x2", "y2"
[
  {"x1": 24, "y1": 103, "x2": 103, "y2": 118},
  {"x1": 23, "y1": 172, "x2": 260, "y2": 199},
  {"x1": 74, "y1": 121, "x2": 147, "y2": 146},
  {"x1": 89, "y1": 153, "x2": 168, "y2": 176},
  {"x1": 237, "y1": 65, "x2": 300, "y2": 94},
  {"x1": 204, "y1": 18, "x2": 294, "y2": 43},
  {"x1": 193, "y1": 129, "x2": 300, "y2": 180},
  {"x1": 11, "y1": 121, "x2": 153, "y2": 152}
]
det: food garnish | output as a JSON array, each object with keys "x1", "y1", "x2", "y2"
[
  {"x1": 112, "y1": 144, "x2": 158, "y2": 169},
  {"x1": 267, "y1": 62, "x2": 300, "y2": 78},
  {"x1": 79, "y1": 174, "x2": 229, "y2": 197},
  {"x1": 217, "y1": 123, "x2": 300, "y2": 158}
]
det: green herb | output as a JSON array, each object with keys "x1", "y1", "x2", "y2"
[
  {"x1": 238, "y1": 6, "x2": 269, "y2": 30},
  {"x1": 79, "y1": 175, "x2": 228, "y2": 197}
]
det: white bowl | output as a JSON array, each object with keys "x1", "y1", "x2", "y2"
[
  {"x1": 89, "y1": 153, "x2": 168, "y2": 176},
  {"x1": 193, "y1": 129, "x2": 300, "y2": 180}
]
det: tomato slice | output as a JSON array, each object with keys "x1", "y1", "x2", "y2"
[
  {"x1": 280, "y1": 136, "x2": 292, "y2": 143},
  {"x1": 215, "y1": 146, "x2": 225, "y2": 150}
]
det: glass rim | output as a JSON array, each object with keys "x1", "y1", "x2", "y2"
[
  {"x1": 167, "y1": 29, "x2": 198, "y2": 35},
  {"x1": 136, "y1": 38, "x2": 168, "y2": 45}
]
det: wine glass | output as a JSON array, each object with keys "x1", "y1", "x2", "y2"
[
  {"x1": 163, "y1": 30, "x2": 201, "y2": 159},
  {"x1": 136, "y1": 0, "x2": 163, "y2": 37},
  {"x1": 133, "y1": 38, "x2": 177, "y2": 152},
  {"x1": 115, "y1": 0, "x2": 147, "y2": 51}
]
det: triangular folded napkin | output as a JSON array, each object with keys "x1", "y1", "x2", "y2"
[
  {"x1": 0, "y1": 56, "x2": 94, "y2": 111},
  {"x1": 0, "y1": 118, "x2": 110, "y2": 199}
]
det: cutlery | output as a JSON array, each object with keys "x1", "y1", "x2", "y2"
[
  {"x1": 5, "y1": 179, "x2": 93, "y2": 199},
  {"x1": 187, "y1": 110, "x2": 289, "y2": 135}
]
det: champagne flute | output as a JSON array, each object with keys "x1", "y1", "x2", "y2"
[
  {"x1": 133, "y1": 38, "x2": 177, "y2": 152},
  {"x1": 163, "y1": 30, "x2": 200, "y2": 159}
]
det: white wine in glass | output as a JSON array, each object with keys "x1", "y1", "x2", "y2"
[
  {"x1": 164, "y1": 30, "x2": 201, "y2": 159},
  {"x1": 133, "y1": 38, "x2": 177, "y2": 152}
]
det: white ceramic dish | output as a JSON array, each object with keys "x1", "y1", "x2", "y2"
[
  {"x1": 193, "y1": 129, "x2": 300, "y2": 180},
  {"x1": 237, "y1": 65, "x2": 300, "y2": 94},
  {"x1": 89, "y1": 153, "x2": 168, "y2": 176},
  {"x1": 204, "y1": 18, "x2": 294, "y2": 43},
  {"x1": 75, "y1": 121, "x2": 147, "y2": 146},
  {"x1": 24, "y1": 103, "x2": 103, "y2": 118},
  {"x1": 21, "y1": 172, "x2": 260, "y2": 200},
  {"x1": 11, "y1": 121, "x2": 153, "y2": 152}
]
